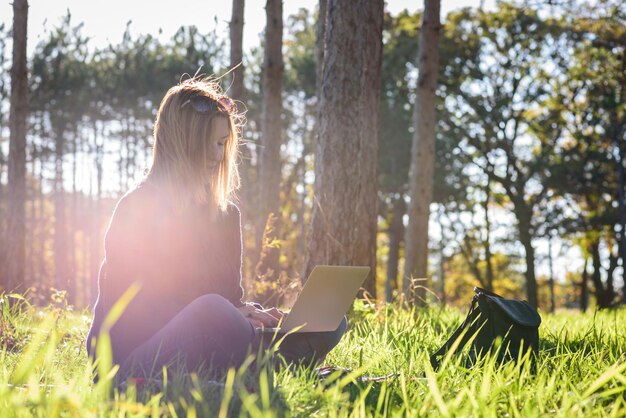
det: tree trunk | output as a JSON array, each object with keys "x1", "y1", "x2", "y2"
[
  {"x1": 581, "y1": 256, "x2": 589, "y2": 312},
  {"x1": 607, "y1": 247, "x2": 618, "y2": 308},
  {"x1": 256, "y1": 0, "x2": 284, "y2": 285},
  {"x1": 316, "y1": 0, "x2": 327, "y2": 101},
  {"x1": 518, "y1": 216, "x2": 538, "y2": 308},
  {"x1": 616, "y1": 140, "x2": 626, "y2": 305},
  {"x1": 437, "y1": 206, "x2": 446, "y2": 304},
  {"x1": 403, "y1": 0, "x2": 441, "y2": 305},
  {"x1": 90, "y1": 122, "x2": 104, "y2": 307},
  {"x1": 590, "y1": 241, "x2": 605, "y2": 307},
  {"x1": 69, "y1": 132, "x2": 78, "y2": 305},
  {"x1": 24, "y1": 149, "x2": 35, "y2": 290},
  {"x1": 230, "y1": 0, "x2": 245, "y2": 102},
  {"x1": 386, "y1": 197, "x2": 405, "y2": 302},
  {"x1": 303, "y1": 0, "x2": 383, "y2": 298},
  {"x1": 483, "y1": 178, "x2": 494, "y2": 291},
  {"x1": 53, "y1": 126, "x2": 69, "y2": 294},
  {"x1": 548, "y1": 234, "x2": 555, "y2": 313},
  {"x1": 258, "y1": 0, "x2": 283, "y2": 237},
  {"x1": 3, "y1": 0, "x2": 29, "y2": 293},
  {"x1": 0, "y1": 145, "x2": 5, "y2": 271},
  {"x1": 590, "y1": 240, "x2": 613, "y2": 309},
  {"x1": 36, "y1": 150, "x2": 46, "y2": 292},
  {"x1": 229, "y1": 0, "x2": 255, "y2": 289}
]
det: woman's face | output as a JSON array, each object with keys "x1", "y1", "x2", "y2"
[{"x1": 207, "y1": 117, "x2": 229, "y2": 169}]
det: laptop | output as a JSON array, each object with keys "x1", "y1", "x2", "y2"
[{"x1": 261, "y1": 265, "x2": 370, "y2": 334}]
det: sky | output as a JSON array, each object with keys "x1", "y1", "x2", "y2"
[{"x1": 1, "y1": 0, "x2": 494, "y2": 55}]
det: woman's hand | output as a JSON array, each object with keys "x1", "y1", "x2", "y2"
[{"x1": 238, "y1": 304, "x2": 284, "y2": 328}]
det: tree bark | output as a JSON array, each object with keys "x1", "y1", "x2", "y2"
[
  {"x1": 580, "y1": 256, "x2": 589, "y2": 312},
  {"x1": 69, "y1": 132, "x2": 78, "y2": 305},
  {"x1": 304, "y1": 0, "x2": 383, "y2": 298},
  {"x1": 437, "y1": 206, "x2": 446, "y2": 304},
  {"x1": 518, "y1": 211, "x2": 538, "y2": 308},
  {"x1": 3, "y1": 0, "x2": 29, "y2": 293},
  {"x1": 483, "y1": 178, "x2": 494, "y2": 291},
  {"x1": 229, "y1": 0, "x2": 255, "y2": 287},
  {"x1": 230, "y1": 0, "x2": 245, "y2": 102},
  {"x1": 580, "y1": 255, "x2": 589, "y2": 313},
  {"x1": 258, "y1": 0, "x2": 283, "y2": 235},
  {"x1": 548, "y1": 234, "x2": 555, "y2": 313},
  {"x1": 616, "y1": 140, "x2": 626, "y2": 305},
  {"x1": 590, "y1": 240, "x2": 614, "y2": 308},
  {"x1": 256, "y1": 0, "x2": 284, "y2": 285},
  {"x1": 590, "y1": 241, "x2": 606, "y2": 308},
  {"x1": 0, "y1": 146, "x2": 5, "y2": 271},
  {"x1": 53, "y1": 125, "x2": 69, "y2": 295},
  {"x1": 403, "y1": 0, "x2": 441, "y2": 305},
  {"x1": 90, "y1": 121, "x2": 104, "y2": 307},
  {"x1": 316, "y1": 0, "x2": 327, "y2": 102},
  {"x1": 386, "y1": 197, "x2": 405, "y2": 302}
]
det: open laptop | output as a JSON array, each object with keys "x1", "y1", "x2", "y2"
[{"x1": 261, "y1": 265, "x2": 370, "y2": 334}]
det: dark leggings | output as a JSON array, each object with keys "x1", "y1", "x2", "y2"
[{"x1": 116, "y1": 294, "x2": 347, "y2": 380}]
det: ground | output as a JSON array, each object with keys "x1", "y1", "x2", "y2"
[{"x1": 1, "y1": 295, "x2": 625, "y2": 417}]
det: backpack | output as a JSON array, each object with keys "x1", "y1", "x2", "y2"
[{"x1": 430, "y1": 287, "x2": 541, "y2": 370}]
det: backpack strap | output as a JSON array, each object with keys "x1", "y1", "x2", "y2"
[
  {"x1": 430, "y1": 295, "x2": 480, "y2": 370},
  {"x1": 473, "y1": 286, "x2": 502, "y2": 298}
]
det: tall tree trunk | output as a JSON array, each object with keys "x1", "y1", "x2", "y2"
[
  {"x1": 615, "y1": 49, "x2": 626, "y2": 305},
  {"x1": 4, "y1": 0, "x2": 29, "y2": 293},
  {"x1": 386, "y1": 197, "x2": 405, "y2": 302},
  {"x1": 230, "y1": 0, "x2": 245, "y2": 102},
  {"x1": 607, "y1": 248, "x2": 618, "y2": 308},
  {"x1": 590, "y1": 240, "x2": 613, "y2": 308},
  {"x1": 257, "y1": 0, "x2": 283, "y2": 284},
  {"x1": 229, "y1": 0, "x2": 255, "y2": 288},
  {"x1": 580, "y1": 256, "x2": 589, "y2": 312},
  {"x1": 36, "y1": 150, "x2": 46, "y2": 293},
  {"x1": 258, "y1": 0, "x2": 283, "y2": 229},
  {"x1": 483, "y1": 177, "x2": 494, "y2": 291},
  {"x1": 53, "y1": 126, "x2": 69, "y2": 294},
  {"x1": 548, "y1": 234, "x2": 555, "y2": 313},
  {"x1": 518, "y1": 213, "x2": 538, "y2": 308},
  {"x1": 24, "y1": 147, "x2": 35, "y2": 290},
  {"x1": 437, "y1": 206, "x2": 446, "y2": 304},
  {"x1": 403, "y1": 0, "x2": 441, "y2": 305},
  {"x1": 316, "y1": 0, "x2": 327, "y2": 102},
  {"x1": 0, "y1": 145, "x2": 5, "y2": 271},
  {"x1": 90, "y1": 122, "x2": 104, "y2": 307},
  {"x1": 616, "y1": 140, "x2": 626, "y2": 305},
  {"x1": 69, "y1": 132, "x2": 78, "y2": 305},
  {"x1": 590, "y1": 241, "x2": 605, "y2": 308},
  {"x1": 303, "y1": 0, "x2": 383, "y2": 298}
]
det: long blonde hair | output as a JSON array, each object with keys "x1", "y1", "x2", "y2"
[{"x1": 147, "y1": 77, "x2": 243, "y2": 212}]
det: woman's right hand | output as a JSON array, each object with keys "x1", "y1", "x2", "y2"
[{"x1": 238, "y1": 304, "x2": 284, "y2": 328}]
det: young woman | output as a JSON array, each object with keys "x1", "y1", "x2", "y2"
[{"x1": 86, "y1": 78, "x2": 346, "y2": 380}]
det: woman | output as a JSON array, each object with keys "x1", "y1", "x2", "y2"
[{"x1": 86, "y1": 77, "x2": 346, "y2": 381}]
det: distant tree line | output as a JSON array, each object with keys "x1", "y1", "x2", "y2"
[{"x1": 0, "y1": 0, "x2": 624, "y2": 312}]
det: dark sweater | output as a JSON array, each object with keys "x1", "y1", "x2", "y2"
[{"x1": 86, "y1": 181, "x2": 245, "y2": 365}]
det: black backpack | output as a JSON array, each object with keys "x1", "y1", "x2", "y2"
[{"x1": 430, "y1": 287, "x2": 542, "y2": 370}]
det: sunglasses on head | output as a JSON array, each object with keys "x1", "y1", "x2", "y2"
[{"x1": 181, "y1": 95, "x2": 236, "y2": 114}]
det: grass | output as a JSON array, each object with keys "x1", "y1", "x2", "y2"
[{"x1": 1, "y1": 293, "x2": 626, "y2": 417}]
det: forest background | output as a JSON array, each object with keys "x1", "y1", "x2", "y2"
[{"x1": 0, "y1": 0, "x2": 625, "y2": 314}]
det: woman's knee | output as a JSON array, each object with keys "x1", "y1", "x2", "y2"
[
  {"x1": 188, "y1": 294, "x2": 231, "y2": 314},
  {"x1": 186, "y1": 294, "x2": 253, "y2": 343}
]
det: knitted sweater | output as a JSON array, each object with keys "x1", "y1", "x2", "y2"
[{"x1": 86, "y1": 181, "x2": 245, "y2": 365}]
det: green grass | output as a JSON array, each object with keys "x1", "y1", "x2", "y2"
[{"x1": 1, "y1": 294, "x2": 626, "y2": 417}]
